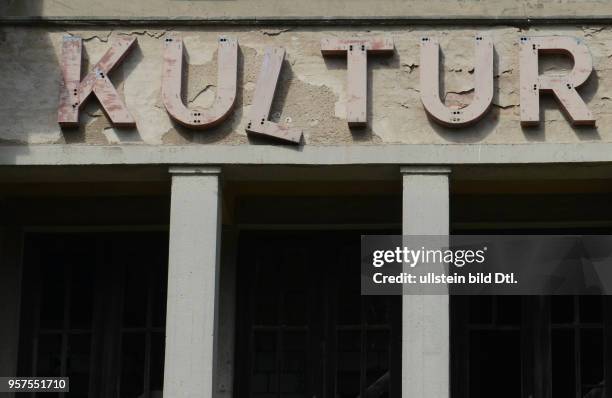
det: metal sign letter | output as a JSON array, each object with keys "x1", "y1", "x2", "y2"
[
  {"x1": 58, "y1": 35, "x2": 137, "y2": 128},
  {"x1": 520, "y1": 36, "x2": 595, "y2": 126},
  {"x1": 420, "y1": 35, "x2": 494, "y2": 127},
  {"x1": 321, "y1": 38, "x2": 394, "y2": 127},
  {"x1": 162, "y1": 35, "x2": 238, "y2": 129},
  {"x1": 246, "y1": 47, "x2": 302, "y2": 144}
]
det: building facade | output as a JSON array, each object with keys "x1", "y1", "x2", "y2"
[{"x1": 1, "y1": 1, "x2": 612, "y2": 397}]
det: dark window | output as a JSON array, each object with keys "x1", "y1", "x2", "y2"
[
  {"x1": 18, "y1": 232, "x2": 168, "y2": 398},
  {"x1": 452, "y1": 296, "x2": 525, "y2": 398},
  {"x1": 235, "y1": 232, "x2": 401, "y2": 398},
  {"x1": 551, "y1": 296, "x2": 605, "y2": 398},
  {"x1": 453, "y1": 295, "x2": 611, "y2": 398},
  {"x1": 451, "y1": 228, "x2": 612, "y2": 398}
]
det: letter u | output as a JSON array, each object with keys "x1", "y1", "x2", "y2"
[
  {"x1": 162, "y1": 35, "x2": 238, "y2": 129},
  {"x1": 419, "y1": 35, "x2": 494, "y2": 127}
]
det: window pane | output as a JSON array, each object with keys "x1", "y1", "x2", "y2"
[
  {"x1": 468, "y1": 296, "x2": 492, "y2": 324},
  {"x1": 552, "y1": 329, "x2": 575, "y2": 398},
  {"x1": 366, "y1": 296, "x2": 392, "y2": 325},
  {"x1": 337, "y1": 245, "x2": 361, "y2": 326},
  {"x1": 336, "y1": 330, "x2": 361, "y2": 398},
  {"x1": 337, "y1": 289, "x2": 361, "y2": 326},
  {"x1": 283, "y1": 253, "x2": 308, "y2": 289},
  {"x1": 70, "y1": 263, "x2": 94, "y2": 329},
  {"x1": 36, "y1": 334, "x2": 62, "y2": 377},
  {"x1": 496, "y1": 296, "x2": 521, "y2": 325},
  {"x1": 282, "y1": 290, "x2": 309, "y2": 326},
  {"x1": 468, "y1": 331, "x2": 521, "y2": 398},
  {"x1": 254, "y1": 261, "x2": 280, "y2": 325},
  {"x1": 20, "y1": 233, "x2": 170, "y2": 398},
  {"x1": 579, "y1": 296, "x2": 603, "y2": 324},
  {"x1": 238, "y1": 233, "x2": 401, "y2": 398},
  {"x1": 253, "y1": 332, "x2": 278, "y2": 395},
  {"x1": 580, "y1": 329, "x2": 604, "y2": 389},
  {"x1": 67, "y1": 333, "x2": 91, "y2": 397},
  {"x1": 280, "y1": 332, "x2": 308, "y2": 396},
  {"x1": 150, "y1": 333, "x2": 165, "y2": 393},
  {"x1": 40, "y1": 263, "x2": 66, "y2": 330},
  {"x1": 151, "y1": 268, "x2": 168, "y2": 328},
  {"x1": 366, "y1": 331, "x2": 390, "y2": 398},
  {"x1": 551, "y1": 296, "x2": 575, "y2": 324},
  {"x1": 255, "y1": 255, "x2": 281, "y2": 291},
  {"x1": 254, "y1": 292, "x2": 279, "y2": 326},
  {"x1": 120, "y1": 333, "x2": 146, "y2": 398},
  {"x1": 122, "y1": 262, "x2": 147, "y2": 328}
]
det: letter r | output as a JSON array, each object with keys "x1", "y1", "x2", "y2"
[{"x1": 520, "y1": 36, "x2": 595, "y2": 126}]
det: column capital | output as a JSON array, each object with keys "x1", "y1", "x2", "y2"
[
  {"x1": 169, "y1": 166, "x2": 222, "y2": 176},
  {"x1": 400, "y1": 166, "x2": 451, "y2": 175}
]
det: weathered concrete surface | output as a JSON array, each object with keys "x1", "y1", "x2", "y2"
[
  {"x1": 2, "y1": 26, "x2": 612, "y2": 146},
  {"x1": 5, "y1": 143, "x2": 612, "y2": 166},
  {"x1": 401, "y1": 167, "x2": 451, "y2": 398},
  {"x1": 165, "y1": 166, "x2": 222, "y2": 398},
  {"x1": 3, "y1": 0, "x2": 612, "y2": 20}
]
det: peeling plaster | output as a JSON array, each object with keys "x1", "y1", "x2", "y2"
[
  {"x1": 1, "y1": 26, "x2": 611, "y2": 146},
  {"x1": 260, "y1": 28, "x2": 293, "y2": 36}
]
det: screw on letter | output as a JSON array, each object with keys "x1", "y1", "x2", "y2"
[
  {"x1": 57, "y1": 35, "x2": 137, "y2": 128},
  {"x1": 161, "y1": 35, "x2": 238, "y2": 130},
  {"x1": 245, "y1": 47, "x2": 302, "y2": 144},
  {"x1": 520, "y1": 36, "x2": 595, "y2": 126},
  {"x1": 321, "y1": 37, "x2": 394, "y2": 127},
  {"x1": 419, "y1": 34, "x2": 494, "y2": 127}
]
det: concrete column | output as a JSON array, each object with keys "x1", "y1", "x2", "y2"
[
  {"x1": 164, "y1": 166, "x2": 222, "y2": 398},
  {"x1": 400, "y1": 166, "x2": 451, "y2": 398}
]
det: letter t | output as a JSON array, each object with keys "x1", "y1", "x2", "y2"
[{"x1": 321, "y1": 38, "x2": 394, "y2": 127}]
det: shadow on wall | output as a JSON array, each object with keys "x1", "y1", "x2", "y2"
[
  {"x1": 0, "y1": 0, "x2": 56, "y2": 165},
  {"x1": 0, "y1": 0, "x2": 146, "y2": 151},
  {"x1": 1, "y1": 0, "x2": 40, "y2": 17},
  {"x1": 0, "y1": 0, "x2": 41, "y2": 383}
]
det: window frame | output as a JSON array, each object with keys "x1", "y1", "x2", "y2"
[
  {"x1": 234, "y1": 231, "x2": 402, "y2": 398},
  {"x1": 17, "y1": 231, "x2": 168, "y2": 398},
  {"x1": 451, "y1": 296, "x2": 612, "y2": 398}
]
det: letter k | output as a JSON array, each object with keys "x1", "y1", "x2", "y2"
[{"x1": 58, "y1": 35, "x2": 137, "y2": 128}]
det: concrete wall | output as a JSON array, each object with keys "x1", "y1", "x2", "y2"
[
  {"x1": 2, "y1": 25, "x2": 612, "y2": 146},
  {"x1": 2, "y1": 0, "x2": 612, "y2": 19}
]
